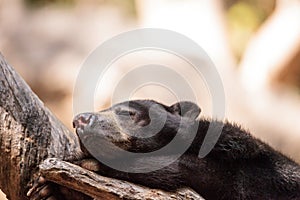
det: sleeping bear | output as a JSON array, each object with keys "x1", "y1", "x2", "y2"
[
  {"x1": 72, "y1": 100, "x2": 300, "y2": 200},
  {"x1": 29, "y1": 100, "x2": 300, "y2": 199}
]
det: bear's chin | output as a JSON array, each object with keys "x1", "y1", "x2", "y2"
[{"x1": 80, "y1": 135, "x2": 129, "y2": 160}]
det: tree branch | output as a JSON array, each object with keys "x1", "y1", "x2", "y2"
[{"x1": 40, "y1": 158, "x2": 203, "y2": 200}]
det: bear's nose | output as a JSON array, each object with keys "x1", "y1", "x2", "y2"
[{"x1": 73, "y1": 113, "x2": 96, "y2": 129}]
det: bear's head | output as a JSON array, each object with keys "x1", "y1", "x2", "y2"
[{"x1": 73, "y1": 100, "x2": 200, "y2": 159}]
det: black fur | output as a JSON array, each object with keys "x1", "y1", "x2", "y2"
[{"x1": 73, "y1": 100, "x2": 300, "y2": 200}]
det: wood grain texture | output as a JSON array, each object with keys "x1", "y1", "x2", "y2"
[
  {"x1": 0, "y1": 53, "x2": 83, "y2": 199},
  {"x1": 40, "y1": 158, "x2": 203, "y2": 200}
]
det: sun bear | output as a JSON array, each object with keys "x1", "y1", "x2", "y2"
[
  {"x1": 72, "y1": 100, "x2": 300, "y2": 200},
  {"x1": 30, "y1": 100, "x2": 300, "y2": 200}
]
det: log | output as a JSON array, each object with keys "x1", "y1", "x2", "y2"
[
  {"x1": 40, "y1": 158, "x2": 203, "y2": 200},
  {"x1": 0, "y1": 52, "x2": 84, "y2": 199},
  {"x1": 0, "y1": 53, "x2": 204, "y2": 199}
]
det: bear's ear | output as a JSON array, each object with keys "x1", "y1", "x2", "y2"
[{"x1": 169, "y1": 101, "x2": 201, "y2": 119}]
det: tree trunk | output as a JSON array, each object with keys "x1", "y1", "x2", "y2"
[
  {"x1": 0, "y1": 53, "x2": 203, "y2": 200},
  {"x1": 0, "y1": 53, "x2": 84, "y2": 199}
]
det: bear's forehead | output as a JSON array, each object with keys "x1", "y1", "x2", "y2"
[{"x1": 113, "y1": 100, "x2": 164, "y2": 111}]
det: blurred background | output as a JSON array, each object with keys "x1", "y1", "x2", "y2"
[{"x1": 1, "y1": 0, "x2": 300, "y2": 199}]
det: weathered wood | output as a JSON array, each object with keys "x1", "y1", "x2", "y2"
[
  {"x1": 0, "y1": 53, "x2": 204, "y2": 199},
  {"x1": 40, "y1": 158, "x2": 203, "y2": 200},
  {"x1": 0, "y1": 53, "x2": 84, "y2": 199}
]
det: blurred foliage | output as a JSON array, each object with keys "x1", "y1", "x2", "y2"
[
  {"x1": 24, "y1": 0, "x2": 136, "y2": 16},
  {"x1": 24, "y1": 0, "x2": 75, "y2": 7},
  {"x1": 105, "y1": 0, "x2": 136, "y2": 16},
  {"x1": 225, "y1": 0, "x2": 276, "y2": 62}
]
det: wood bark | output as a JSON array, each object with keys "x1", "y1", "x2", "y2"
[
  {"x1": 0, "y1": 53, "x2": 203, "y2": 199},
  {"x1": 40, "y1": 158, "x2": 203, "y2": 200},
  {"x1": 0, "y1": 53, "x2": 84, "y2": 199}
]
